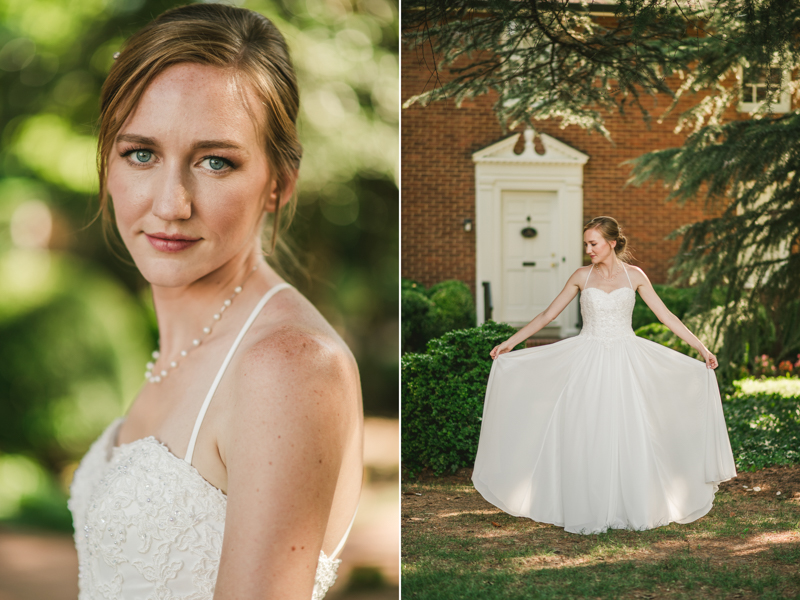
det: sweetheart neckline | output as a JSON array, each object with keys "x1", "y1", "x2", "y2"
[
  {"x1": 582, "y1": 286, "x2": 635, "y2": 296},
  {"x1": 104, "y1": 421, "x2": 343, "y2": 565},
  {"x1": 106, "y1": 418, "x2": 229, "y2": 501}
]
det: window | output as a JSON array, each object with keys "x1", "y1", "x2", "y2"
[{"x1": 739, "y1": 65, "x2": 791, "y2": 113}]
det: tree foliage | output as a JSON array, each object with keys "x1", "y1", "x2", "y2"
[{"x1": 404, "y1": 0, "x2": 800, "y2": 381}]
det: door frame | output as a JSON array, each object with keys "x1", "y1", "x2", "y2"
[{"x1": 473, "y1": 130, "x2": 588, "y2": 337}]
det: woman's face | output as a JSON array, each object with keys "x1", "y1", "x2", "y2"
[
  {"x1": 583, "y1": 227, "x2": 616, "y2": 263},
  {"x1": 107, "y1": 63, "x2": 279, "y2": 288}
]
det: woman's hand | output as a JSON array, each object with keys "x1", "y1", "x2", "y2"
[
  {"x1": 702, "y1": 349, "x2": 718, "y2": 370},
  {"x1": 490, "y1": 341, "x2": 514, "y2": 360}
]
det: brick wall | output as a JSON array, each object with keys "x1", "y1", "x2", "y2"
[{"x1": 401, "y1": 43, "x2": 736, "y2": 292}]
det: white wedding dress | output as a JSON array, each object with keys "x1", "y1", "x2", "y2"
[
  {"x1": 69, "y1": 283, "x2": 357, "y2": 599},
  {"x1": 472, "y1": 265, "x2": 737, "y2": 534}
]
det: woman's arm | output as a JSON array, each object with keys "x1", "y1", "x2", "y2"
[
  {"x1": 490, "y1": 268, "x2": 585, "y2": 359},
  {"x1": 213, "y1": 327, "x2": 359, "y2": 599},
  {"x1": 630, "y1": 267, "x2": 718, "y2": 369}
]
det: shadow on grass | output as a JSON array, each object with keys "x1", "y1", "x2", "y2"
[{"x1": 402, "y1": 551, "x2": 800, "y2": 599}]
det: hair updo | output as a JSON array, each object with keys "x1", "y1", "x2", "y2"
[
  {"x1": 583, "y1": 216, "x2": 632, "y2": 262},
  {"x1": 97, "y1": 3, "x2": 301, "y2": 256}
]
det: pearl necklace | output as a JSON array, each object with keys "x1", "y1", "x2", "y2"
[
  {"x1": 597, "y1": 261, "x2": 621, "y2": 281},
  {"x1": 145, "y1": 266, "x2": 258, "y2": 384}
]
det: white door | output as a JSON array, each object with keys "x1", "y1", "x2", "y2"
[{"x1": 501, "y1": 190, "x2": 560, "y2": 324}]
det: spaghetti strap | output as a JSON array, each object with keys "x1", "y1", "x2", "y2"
[
  {"x1": 329, "y1": 505, "x2": 359, "y2": 561},
  {"x1": 184, "y1": 282, "x2": 292, "y2": 466},
  {"x1": 583, "y1": 265, "x2": 594, "y2": 289},
  {"x1": 623, "y1": 263, "x2": 634, "y2": 290}
]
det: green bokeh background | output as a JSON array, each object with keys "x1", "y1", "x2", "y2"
[{"x1": 0, "y1": 0, "x2": 398, "y2": 530}]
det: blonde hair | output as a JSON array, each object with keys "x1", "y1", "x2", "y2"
[
  {"x1": 583, "y1": 216, "x2": 632, "y2": 262},
  {"x1": 97, "y1": 3, "x2": 301, "y2": 257}
]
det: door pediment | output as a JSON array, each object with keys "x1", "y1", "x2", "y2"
[{"x1": 473, "y1": 130, "x2": 589, "y2": 166}]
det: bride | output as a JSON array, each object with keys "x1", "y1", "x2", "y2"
[
  {"x1": 472, "y1": 216, "x2": 736, "y2": 534},
  {"x1": 68, "y1": 4, "x2": 363, "y2": 599}
]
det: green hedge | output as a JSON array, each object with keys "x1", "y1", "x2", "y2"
[
  {"x1": 401, "y1": 321, "x2": 522, "y2": 476},
  {"x1": 401, "y1": 288, "x2": 436, "y2": 355},
  {"x1": 724, "y1": 389, "x2": 800, "y2": 472},
  {"x1": 401, "y1": 278, "x2": 476, "y2": 354}
]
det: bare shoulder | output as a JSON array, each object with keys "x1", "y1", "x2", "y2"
[
  {"x1": 228, "y1": 287, "x2": 361, "y2": 441},
  {"x1": 213, "y1": 286, "x2": 362, "y2": 591},
  {"x1": 571, "y1": 265, "x2": 592, "y2": 287},
  {"x1": 624, "y1": 264, "x2": 651, "y2": 289}
]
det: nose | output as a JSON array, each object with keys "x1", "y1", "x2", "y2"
[{"x1": 150, "y1": 162, "x2": 192, "y2": 221}]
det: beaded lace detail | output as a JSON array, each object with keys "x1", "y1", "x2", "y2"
[
  {"x1": 69, "y1": 418, "x2": 341, "y2": 600},
  {"x1": 579, "y1": 265, "x2": 637, "y2": 348}
]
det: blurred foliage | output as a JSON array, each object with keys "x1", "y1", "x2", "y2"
[
  {"x1": 401, "y1": 278, "x2": 476, "y2": 354},
  {"x1": 0, "y1": 0, "x2": 398, "y2": 530},
  {"x1": 632, "y1": 284, "x2": 702, "y2": 332},
  {"x1": 634, "y1": 322, "x2": 697, "y2": 358}
]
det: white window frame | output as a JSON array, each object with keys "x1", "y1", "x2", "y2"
[{"x1": 738, "y1": 64, "x2": 791, "y2": 114}]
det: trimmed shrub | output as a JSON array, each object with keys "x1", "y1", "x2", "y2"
[
  {"x1": 428, "y1": 280, "x2": 476, "y2": 335},
  {"x1": 401, "y1": 288, "x2": 436, "y2": 355},
  {"x1": 401, "y1": 278, "x2": 476, "y2": 354},
  {"x1": 402, "y1": 278, "x2": 424, "y2": 293},
  {"x1": 401, "y1": 321, "x2": 522, "y2": 476}
]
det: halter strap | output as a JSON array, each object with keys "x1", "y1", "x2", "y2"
[
  {"x1": 623, "y1": 263, "x2": 634, "y2": 289},
  {"x1": 583, "y1": 265, "x2": 594, "y2": 289},
  {"x1": 184, "y1": 282, "x2": 292, "y2": 465}
]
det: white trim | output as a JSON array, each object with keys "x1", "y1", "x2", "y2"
[
  {"x1": 738, "y1": 65, "x2": 791, "y2": 114},
  {"x1": 473, "y1": 130, "x2": 590, "y2": 166},
  {"x1": 473, "y1": 130, "x2": 587, "y2": 338}
]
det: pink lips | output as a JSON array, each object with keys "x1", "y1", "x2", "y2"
[{"x1": 145, "y1": 232, "x2": 200, "y2": 253}]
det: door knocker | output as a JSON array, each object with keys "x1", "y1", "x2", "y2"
[{"x1": 521, "y1": 216, "x2": 537, "y2": 238}]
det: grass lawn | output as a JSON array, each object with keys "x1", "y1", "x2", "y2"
[{"x1": 402, "y1": 467, "x2": 800, "y2": 599}]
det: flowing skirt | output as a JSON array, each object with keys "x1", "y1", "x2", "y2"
[{"x1": 471, "y1": 335, "x2": 737, "y2": 534}]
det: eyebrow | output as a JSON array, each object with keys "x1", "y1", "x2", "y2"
[{"x1": 115, "y1": 133, "x2": 246, "y2": 152}]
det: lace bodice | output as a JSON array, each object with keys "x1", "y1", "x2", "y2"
[
  {"x1": 578, "y1": 265, "x2": 637, "y2": 347},
  {"x1": 69, "y1": 419, "x2": 341, "y2": 600},
  {"x1": 68, "y1": 284, "x2": 353, "y2": 600}
]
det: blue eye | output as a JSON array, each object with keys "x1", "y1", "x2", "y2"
[
  {"x1": 208, "y1": 157, "x2": 225, "y2": 171},
  {"x1": 134, "y1": 150, "x2": 152, "y2": 163},
  {"x1": 201, "y1": 157, "x2": 230, "y2": 171}
]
